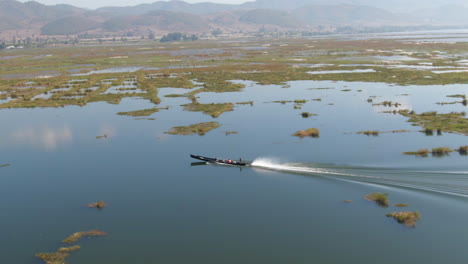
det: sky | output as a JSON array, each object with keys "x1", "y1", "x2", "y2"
[{"x1": 18, "y1": 0, "x2": 250, "y2": 9}]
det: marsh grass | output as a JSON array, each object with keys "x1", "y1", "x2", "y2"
[
  {"x1": 36, "y1": 246, "x2": 81, "y2": 264},
  {"x1": 117, "y1": 107, "x2": 164, "y2": 117},
  {"x1": 431, "y1": 147, "x2": 453, "y2": 157},
  {"x1": 400, "y1": 111, "x2": 468, "y2": 136},
  {"x1": 183, "y1": 102, "x2": 234, "y2": 118},
  {"x1": 301, "y1": 112, "x2": 317, "y2": 118},
  {"x1": 403, "y1": 149, "x2": 430, "y2": 157},
  {"x1": 236, "y1": 101, "x2": 254, "y2": 106},
  {"x1": 386, "y1": 211, "x2": 421, "y2": 227},
  {"x1": 166, "y1": 122, "x2": 221, "y2": 135},
  {"x1": 87, "y1": 201, "x2": 107, "y2": 209},
  {"x1": 357, "y1": 130, "x2": 379, "y2": 136},
  {"x1": 293, "y1": 128, "x2": 320, "y2": 138},
  {"x1": 62, "y1": 230, "x2": 107, "y2": 244},
  {"x1": 458, "y1": 146, "x2": 468, "y2": 155},
  {"x1": 365, "y1": 193, "x2": 389, "y2": 207}
]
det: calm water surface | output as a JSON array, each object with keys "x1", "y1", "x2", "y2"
[{"x1": 1, "y1": 80, "x2": 468, "y2": 264}]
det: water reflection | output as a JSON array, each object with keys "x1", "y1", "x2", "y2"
[
  {"x1": 97, "y1": 124, "x2": 117, "y2": 139},
  {"x1": 12, "y1": 126, "x2": 73, "y2": 151}
]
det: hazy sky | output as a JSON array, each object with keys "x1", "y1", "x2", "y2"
[{"x1": 18, "y1": 0, "x2": 250, "y2": 9}]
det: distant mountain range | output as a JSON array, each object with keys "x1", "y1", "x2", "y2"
[{"x1": 1, "y1": 0, "x2": 468, "y2": 36}]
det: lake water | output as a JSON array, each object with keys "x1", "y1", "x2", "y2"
[{"x1": 1, "y1": 78, "x2": 468, "y2": 263}]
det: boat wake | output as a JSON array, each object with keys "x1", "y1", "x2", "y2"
[{"x1": 251, "y1": 157, "x2": 468, "y2": 198}]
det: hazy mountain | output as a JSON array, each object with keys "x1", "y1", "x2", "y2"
[
  {"x1": 0, "y1": 0, "x2": 87, "y2": 30},
  {"x1": 294, "y1": 4, "x2": 397, "y2": 25},
  {"x1": 41, "y1": 16, "x2": 100, "y2": 35},
  {"x1": 2, "y1": 0, "x2": 468, "y2": 36},
  {"x1": 97, "y1": 0, "x2": 239, "y2": 16},
  {"x1": 245, "y1": 0, "x2": 468, "y2": 12},
  {"x1": 102, "y1": 10, "x2": 210, "y2": 32},
  {"x1": 239, "y1": 9, "x2": 304, "y2": 28}
]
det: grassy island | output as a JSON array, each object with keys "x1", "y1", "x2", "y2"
[
  {"x1": 293, "y1": 128, "x2": 320, "y2": 138},
  {"x1": 183, "y1": 102, "x2": 234, "y2": 118},
  {"x1": 166, "y1": 122, "x2": 221, "y2": 135},
  {"x1": 399, "y1": 111, "x2": 468, "y2": 136},
  {"x1": 62, "y1": 230, "x2": 107, "y2": 244},
  {"x1": 386, "y1": 211, "x2": 421, "y2": 227},
  {"x1": 36, "y1": 246, "x2": 81, "y2": 264},
  {"x1": 87, "y1": 201, "x2": 107, "y2": 209},
  {"x1": 365, "y1": 193, "x2": 389, "y2": 207},
  {"x1": 117, "y1": 107, "x2": 167, "y2": 117}
]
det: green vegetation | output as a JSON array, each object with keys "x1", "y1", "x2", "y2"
[
  {"x1": 458, "y1": 146, "x2": 468, "y2": 155},
  {"x1": 36, "y1": 246, "x2": 81, "y2": 264},
  {"x1": 0, "y1": 164, "x2": 11, "y2": 168},
  {"x1": 365, "y1": 193, "x2": 389, "y2": 207},
  {"x1": 236, "y1": 101, "x2": 254, "y2": 106},
  {"x1": 87, "y1": 201, "x2": 107, "y2": 209},
  {"x1": 293, "y1": 128, "x2": 320, "y2": 138},
  {"x1": 357, "y1": 130, "x2": 380, "y2": 136},
  {"x1": 117, "y1": 107, "x2": 164, "y2": 117},
  {"x1": 431, "y1": 147, "x2": 453, "y2": 157},
  {"x1": 403, "y1": 146, "x2": 468, "y2": 157},
  {"x1": 403, "y1": 149, "x2": 430, "y2": 157},
  {"x1": 399, "y1": 111, "x2": 468, "y2": 136},
  {"x1": 447, "y1": 94, "x2": 466, "y2": 99},
  {"x1": 166, "y1": 122, "x2": 221, "y2": 136},
  {"x1": 62, "y1": 230, "x2": 107, "y2": 244},
  {"x1": 183, "y1": 103, "x2": 234, "y2": 118},
  {"x1": 301, "y1": 112, "x2": 317, "y2": 118},
  {"x1": 386, "y1": 211, "x2": 421, "y2": 227},
  {"x1": 96, "y1": 134, "x2": 108, "y2": 139},
  {"x1": 394, "y1": 204, "x2": 409, "y2": 207},
  {"x1": 160, "y1": 32, "x2": 198, "y2": 43}
]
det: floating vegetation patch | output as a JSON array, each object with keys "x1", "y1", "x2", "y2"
[
  {"x1": 236, "y1": 101, "x2": 254, "y2": 106},
  {"x1": 292, "y1": 128, "x2": 320, "y2": 138},
  {"x1": 117, "y1": 107, "x2": 167, "y2": 117},
  {"x1": 394, "y1": 204, "x2": 409, "y2": 207},
  {"x1": 87, "y1": 201, "x2": 107, "y2": 209},
  {"x1": 308, "y1": 87, "x2": 334, "y2": 90},
  {"x1": 386, "y1": 211, "x2": 421, "y2": 227},
  {"x1": 447, "y1": 94, "x2": 466, "y2": 99},
  {"x1": 399, "y1": 111, "x2": 468, "y2": 136},
  {"x1": 96, "y1": 134, "x2": 108, "y2": 139},
  {"x1": 364, "y1": 193, "x2": 389, "y2": 207},
  {"x1": 272, "y1": 99, "x2": 308, "y2": 104},
  {"x1": 36, "y1": 246, "x2": 81, "y2": 264},
  {"x1": 402, "y1": 146, "x2": 468, "y2": 157},
  {"x1": 356, "y1": 130, "x2": 410, "y2": 136},
  {"x1": 0, "y1": 164, "x2": 11, "y2": 168},
  {"x1": 373, "y1": 101, "x2": 401, "y2": 107},
  {"x1": 225, "y1": 131, "x2": 238, "y2": 135},
  {"x1": 458, "y1": 146, "x2": 468, "y2": 155},
  {"x1": 357, "y1": 130, "x2": 380, "y2": 136},
  {"x1": 166, "y1": 122, "x2": 221, "y2": 136},
  {"x1": 301, "y1": 112, "x2": 317, "y2": 118},
  {"x1": 343, "y1": 200, "x2": 353, "y2": 203},
  {"x1": 62, "y1": 230, "x2": 107, "y2": 244},
  {"x1": 183, "y1": 102, "x2": 234, "y2": 118},
  {"x1": 403, "y1": 149, "x2": 430, "y2": 157}
]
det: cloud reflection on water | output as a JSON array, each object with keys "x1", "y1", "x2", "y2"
[{"x1": 12, "y1": 126, "x2": 73, "y2": 151}]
